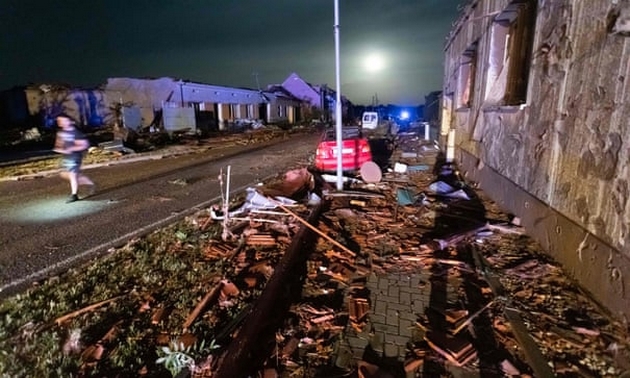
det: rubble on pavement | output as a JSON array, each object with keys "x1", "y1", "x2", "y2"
[
  {"x1": 175, "y1": 129, "x2": 630, "y2": 377},
  {"x1": 0, "y1": 128, "x2": 629, "y2": 377},
  {"x1": 247, "y1": 131, "x2": 630, "y2": 377}
]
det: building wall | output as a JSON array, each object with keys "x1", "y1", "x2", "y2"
[
  {"x1": 25, "y1": 86, "x2": 109, "y2": 128},
  {"x1": 105, "y1": 77, "x2": 185, "y2": 128},
  {"x1": 4, "y1": 77, "x2": 303, "y2": 131},
  {"x1": 443, "y1": 0, "x2": 630, "y2": 320},
  {"x1": 106, "y1": 77, "x2": 300, "y2": 130},
  {"x1": 265, "y1": 96, "x2": 298, "y2": 124},
  {"x1": 281, "y1": 73, "x2": 320, "y2": 107}
]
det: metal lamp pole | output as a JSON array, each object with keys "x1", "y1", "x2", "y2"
[{"x1": 334, "y1": 0, "x2": 343, "y2": 191}]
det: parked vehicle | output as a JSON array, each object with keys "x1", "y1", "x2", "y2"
[
  {"x1": 314, "y1": 126, "x2": 372, "y2": 172},
  {"x1": 361, "y1": 112, "x2": 379, "y2": 130}
]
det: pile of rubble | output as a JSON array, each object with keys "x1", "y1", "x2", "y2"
[
  {"x1": 1, "y1": 129, "x2": 629, "y2": 377},
  {"x1": 214, "y1": 132, "x2": 630, "y2": 377}
]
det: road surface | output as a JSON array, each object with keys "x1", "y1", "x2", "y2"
[{"x1": 0, "y1": 132, "x2": 321, "y2": 297}]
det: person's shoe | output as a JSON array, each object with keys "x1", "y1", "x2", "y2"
[{"x1": 66, "y1": 194, "x2": 79, "y2": 203}]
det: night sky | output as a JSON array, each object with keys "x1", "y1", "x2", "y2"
[{"x1": 1, "y1": 1, "x2": 464, "y2": 106}]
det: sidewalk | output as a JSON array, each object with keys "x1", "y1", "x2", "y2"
[
  {"x1": 334, "y1": 140, "x2": 448, "y2": 377},
  {"x1": 0, "y1": 127, "x2": 305, "y2": 182},
  {"x1": 0, "y1": 146, "x2": 193, "y2": 182}
]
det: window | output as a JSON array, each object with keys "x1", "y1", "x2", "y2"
[
  {"x1": 363, "y1": 113, "x2": 376, "y2": 123},
  {"x1": 456, "y1": 43, "x2": 478, "y2": 109},
  {"x1": 485, "y1": 0, "x2": 536, "y2": 106},
  {"x1": 278, "y1": 105, "x2": 285, "y2": 117},
  {"x1": 323, "y1": 126, "x2": 361, "y2": 141}
]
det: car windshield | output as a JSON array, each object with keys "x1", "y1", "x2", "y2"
[{"x1": 323, "y1": 127, "x2": 361, "y2": 141}]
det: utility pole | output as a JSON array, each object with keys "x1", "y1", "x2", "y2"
[
  {"x1": 334, "y1": 0, "x2": 343, "y2": 191},
  {"x1": 321, "y1": 84, "x2": 328, "y2": 122}
]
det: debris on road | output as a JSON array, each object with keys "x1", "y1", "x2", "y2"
[{"x1": 0, "y1": 129, "x2": 628, "y2": 378}]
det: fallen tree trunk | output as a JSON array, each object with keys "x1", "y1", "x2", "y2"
[{"x1": 213, "y1": 204, "x2": 322, "y2": 378}]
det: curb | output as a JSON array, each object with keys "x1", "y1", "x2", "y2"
[
  {"x1": 0, "y1": 130, "x2": 311, "y2": 182},
  {"x1": 0, "y1": 152, "x2": 174, "y2": 182}
]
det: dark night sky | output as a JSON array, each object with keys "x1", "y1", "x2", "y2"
[{"x1": 1, "y1": 1, "x2": 464, "y2": 106}]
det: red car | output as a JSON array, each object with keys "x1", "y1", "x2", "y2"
[{"x1": 314, "y1": 126, "x2": 372, "y2": 172}]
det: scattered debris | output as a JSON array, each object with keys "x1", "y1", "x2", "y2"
[
  {"x1": 0, "y1": 129, "x2": 629, "y2": 378},
  {"x1": 360, "y1": 161, "x2": 383, "y2": 183}
]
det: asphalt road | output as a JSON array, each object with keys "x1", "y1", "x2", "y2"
[{"x1": 0, "y1": 132, "x2": 321, "y2": 298}]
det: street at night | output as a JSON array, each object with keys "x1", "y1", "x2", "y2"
[{"x1": 2, "y1": 0, "x2": 630, "y2": 377}]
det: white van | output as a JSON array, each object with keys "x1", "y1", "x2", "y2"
[{"x1": 361, "y1": 112, "x2": 379, "y2": 130}]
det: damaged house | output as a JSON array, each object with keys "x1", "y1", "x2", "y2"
[
  {"x1": 0, "y1": 73, "x2": 353, "y2": 136},
  {"x1": 441, "y1": 0, "x2": 630, "y2": 320},
  {"x1": 0, "y1": 77, "x2": 304, "y2": 134},
  {"x1": 105, "y1": 77, "x2": 303, "y2": 134},
  {"x1": 277, "y1": 72, "x2": 354, "y2": 123},
  {"x1": 0, "y1": 84, "x2": 111, "y2": 130}
]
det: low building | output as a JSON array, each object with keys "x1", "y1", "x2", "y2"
[
  {"x1": 278, "y1": 72, "x2": 353, "y2": 123},
  {"x1": 105, "y1": 77, "x2": 302, "y2": 133},
  {"x1": 0, "y1": 77, "x2": 304, "y2": 134}
]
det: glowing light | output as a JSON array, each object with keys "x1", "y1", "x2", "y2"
[
  {"x1": 0, "y1": 197, "x2": 109, "y2": 224},
  {"x1": 364, "y1": 53, "x2": 385, "y2": 72},
  {"x1": 400, "y1": 111, "x2": 410, "y2": 120}
]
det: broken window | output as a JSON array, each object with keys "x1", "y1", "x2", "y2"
[
  {"x1": 456, "y1": 43, "x2": 478, "y2": 109},
  {"x1": 484, "y1": 0, "x2": 536, "y2": 106}
]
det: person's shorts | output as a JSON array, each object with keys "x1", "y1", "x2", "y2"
[{"x1": 61, "y1": 155, "x2": 83, "y2": 173}]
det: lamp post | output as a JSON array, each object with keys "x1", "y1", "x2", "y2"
[{"x1": 334, "y1": 0, "x2": 343, "y2": 191}]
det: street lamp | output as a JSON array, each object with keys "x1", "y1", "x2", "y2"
[{"x1": 334, "y1": 0, "x2": 343, "y2": 191}]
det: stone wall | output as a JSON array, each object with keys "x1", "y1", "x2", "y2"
[{"x1": 443, "y1": 0, "x2": 630, "y2": 320}]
